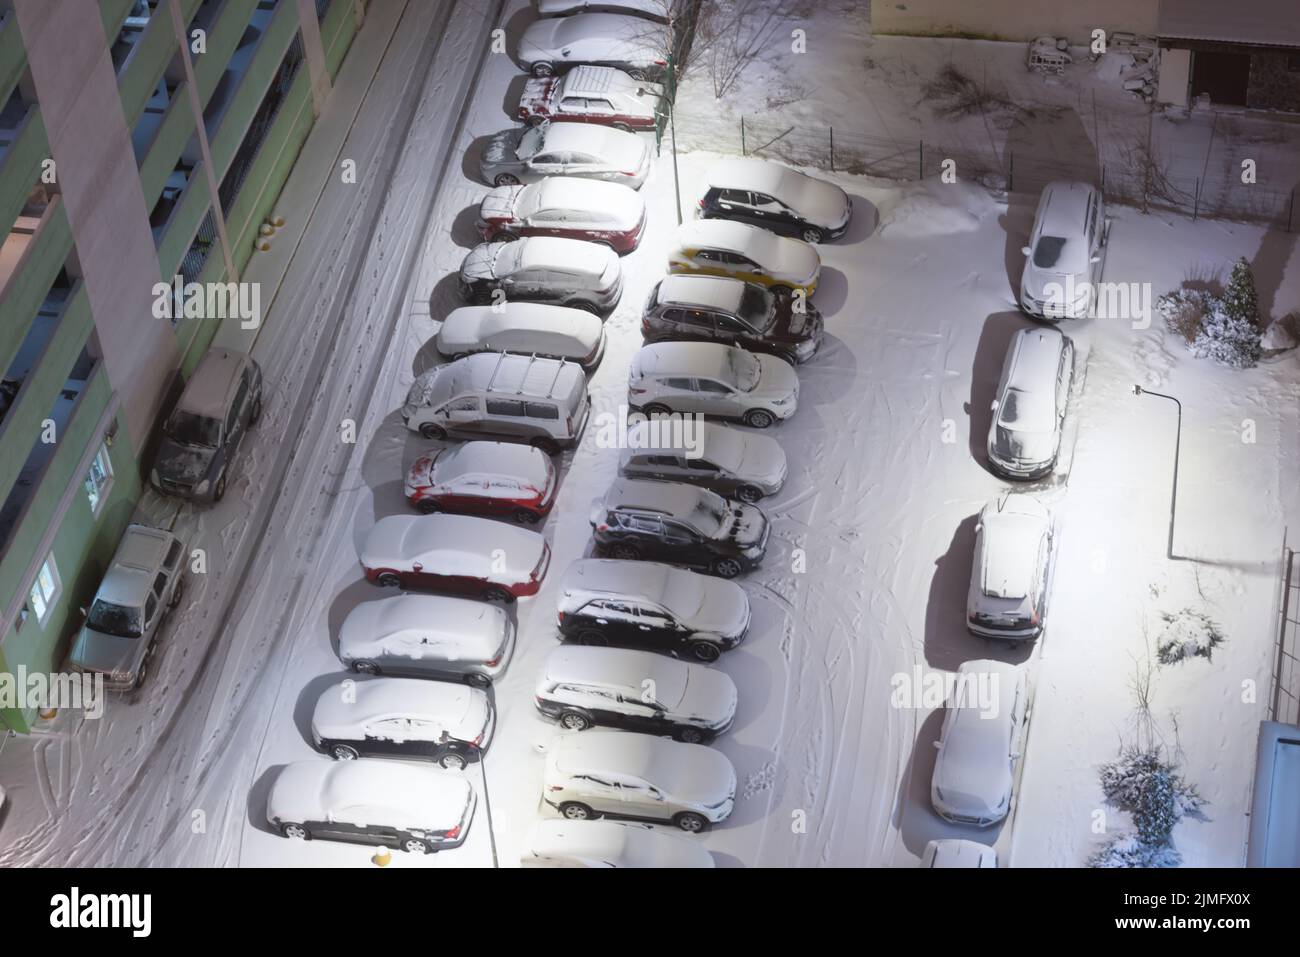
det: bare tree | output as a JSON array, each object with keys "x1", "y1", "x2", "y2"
[{"x1": 691, "y1": 0, "x2": 807, "y2": 100}]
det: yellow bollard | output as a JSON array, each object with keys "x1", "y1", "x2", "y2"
[{"x1": 372, "y1": 846, "x2": 391, "y2": 867}]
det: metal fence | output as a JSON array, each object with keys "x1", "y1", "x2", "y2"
[
  {"x1": 655, "y1": 0, "x2": 705, "y2": 153},
  {"x1": 1270, "y1": 536, "x2": 1299, "y2": 726}
]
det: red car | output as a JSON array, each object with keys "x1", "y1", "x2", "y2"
[
  {"x1": 477, "y1": 177, "x2": 647, "y2": 255},
  {"x1": 518, "y1": 65, "x2": 665, "y2": 133},
  {"x1": 405, "y1": 441, "x2": 558, "y2": 524},
  {"x1": 360, "y1": 513, "x2": 551, "y2": 602}
]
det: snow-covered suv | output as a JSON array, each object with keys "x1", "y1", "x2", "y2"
[
  {"x1": 628, "y1": 341, "x2": 799, "y2": 429},
  {"x1": 967, "y1": 492, "x2": 1054, "y2": 640}
]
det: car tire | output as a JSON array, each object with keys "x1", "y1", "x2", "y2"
[
  {"x1": 673, "y1": 811, "x2": 710, "y2": 833},
  {"x1": 330, "y1": 744, "x2": 359, "y2": 761},
  {"x1": 800, "y1": 226, "x2": 824, "y2": 243},
  {"x1": 559, "y1": 710, "x2": 592, "y2": 731},
  {"x1": 132, "y1": 658, "x2": 149, "y2": 690},
  {"x1": 438, "y1": 751, "x2": 469, "y2": 771},
  {"x1": 735, "y1": 485, "x2": 763, "y2": 504},
  {"x1": 712, "y1": 557, "x2": 743, "y2": 579},
  {"x1": 743, "y1": 409, "x2": 775, "y2": 429},
  {"x1": 568, "y1": 300, "x2": 601, "y2": 315},
  {"x1": 494, "y1": 173, "x2": 521, "y2": 187},
  {"x1": 513, "y1": 507, "x2": 541, "y2": 525},
  {"x1": 530, "y1": 437, "x2": 561, "y2": 456},
  {"x1": 213, "y1": 470, "x2": 228, "y2": 502},
  {"x1": 674, "y1": 726, "x2": 708, "y2": 744},
  {"x1": 577, "y1": 629, "x2": 608, "y2": 647},
  {"x1": 559, "y1": 802, "x2": 595, "y2": 821},
  {"x1": 168, "y1": 574, "x2": 185, "y2": 609},
  {"x1": 689, "y1": 640, "x2": 721, "y2": 663},
  {"x1": 642, "y1": 403, "x2": 673, "y2": 418},
  {"x1": 281, "y1": 822, "x2": 311, "y2": 841},
  {"x1": 404, "y1": 837, "x2": 433, "y2": 854},
  {"x1": 416, "y1": 499, "x2": 441, "y2": 515},
  {"x1": 530, "y1": 61, "x2": 554, "y2": 77},
  {"x1": 376, "y1": 572, "x2": 402, "y2": 588},
  {"x1": 494, "y1": 230, "x2": 520, "y2": 243},
  {"x1": 483, "y1": 586, "x2": 515, "y2": 604},
  {"x1": 612, "y1": 122, "x2": 631, "y2": 132},
  {"x1": 250, "y1": 393, "x2": 263, "y2": 425},
  {"x1": 418, "y1": 422, "x2": 446, "y2": 441},
  {"x1": 351, "y1": 660, "x2": 380, "y2": 675},
  {"x1": 609, "y1": 543, "x2": 640, "y2": 560},
  {"x1": 464, "y1": 672, "x2": 490, "y2": 688},
  {"x1": 528, "y1": 115, "x2": 546, "y2": 128}
]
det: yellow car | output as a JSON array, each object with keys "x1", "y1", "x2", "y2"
[{"x1": 667, "y1": 219, "x2": 820, "y2": 295}]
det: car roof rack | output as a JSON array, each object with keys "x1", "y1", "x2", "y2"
[{"x1": 484, "y1": 350, "x2": 570, "y2": 398}]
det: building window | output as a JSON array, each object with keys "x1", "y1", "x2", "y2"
[
  {"x1": 30, "y1": 555, "x2": 61, "y2": 626},
  {"x1": 84, "y1": 444, "x2": 114, "y2": 516}
]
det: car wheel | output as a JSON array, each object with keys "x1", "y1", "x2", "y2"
[
  {"x1": 416, "y1": 499, "x2": 441, "y2": 515},
  {"x1": 331, "y1": 744, "x2": 359, "y2": 761},
  {"x1": 351, "y1": 660, "x2": 380, "y2": 675},
  {"x1": 250, "y1": 393, "x2": 263, "y2": 425},
  {"x1": 464, "y1": 672, "x2": 490, "y2": 688},
  {"x1": 689, "y1": 640, "x2": 721, "y2": 663},
  {"x1": 483, "y1": 586, "x2": 515, "y2": 604},
  {"x1": 610, "y1": 543, "x2": 640, "y2": 560},
  {"x1": 568, "y1": 300, "x2": 601, "y2": 315},
  {"x1": 132, "y1": 659, "x2": 149, "y2": 690},
  {"x1": 530, "y1": 436, "x2": 560, "y2": 456},
  {"x1": 168, "y1": 574, "x2": 185, "y2": 608},
  {"x1": 528, "y1": 115, "x2": 546, "y2": 128},
  {"x1": 281, "y1": 822, "x2": 311, "y2": 841},
  {"x1": 800, "y1": 226, "x2": 824, "y2": 243},
  {"x1": 559, "y1": 710, "x2": 591, "y2": 731},
  {"x1": 404, "y1": 837, "x2": 432, "y2": 854},
  {"x1": 612, "y1": 122, "x2": 631, "y2": 132},
  {"x1": 743, "y1": 409, "x2": 775, "y2": 429},
  {"x1": 513, "y1": 507, "x2": 541, "y2": 525},
  {"x1": 530, "y1": 61, "x2": 555, "y2": 77},
  {"x1": 673, "y1": 811, "x2": 710, "y2": 833},
  {"x1": 559, "y1": 802, "x2": 595, "y2": 821},
  {"x1": 494, "y1": 230, "x2": 520, "y2": 243},
  {"x1": 438, "y1": 751, "x2": 468, "y2": 771},
  {"x1": 735, "y1": 485, "x2": 763, "y2": 504},
  {"x1": 376, "y1": 572, "x2": 402, "y2": 588},
  {"x1": 642, "y1": 403, "x2": 673, "y2": 418},
  {"x1": 494, "y1": 173, "x2": 521, "y2": 187},
  {"x1": 418, "y1": 422, "x2": 446, "y2": 441},
  {"x1": 712, "y1": 557, "x2": 743, "y2": 579},
  {"x1": 213, "y1": 470, "x2": 228, "y2": 502},
  {"x1": 674, "y1": 726, "x2": 707, "y2": 744},
  {"x1": 577, "y1": 629, "x2": 608, "y2": 647}
]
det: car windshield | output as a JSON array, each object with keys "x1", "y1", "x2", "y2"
[
  {"x1": 1032, "y1": 235, "x2": 1068, "y2": 269},
  {"x1": 86, "y1": 599, "x2": 143, "y2": 639},
  {"x1": 686, "y1": 491, "x2": 729, "y2": 536},
  {"x1": 517, "y1": 126, "x2": 544, "y2": 160},
  {"x1": 165, "y1": 410, "x2": 221, "y2": 448},
  {"x1": 727, "y1": 349, "x2": 761, "y2": 391},
  {"x1": 998, "y1": 388, "x2": 1028, "y2": 426},
  {"x1": 737, "y1": 283, "x2": 776, "y2": 332}
]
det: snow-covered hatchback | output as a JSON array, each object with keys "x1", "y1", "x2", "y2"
[
  {"x1": 405, "y1": 441, "x2": 558, "y2": 523},
  {"x1": 668, "y1": 218, "x2": 821, "y2": 294},
  {"x1": 436, "y1": 303, "x2": 606, "y2": 369},
  {"x1": 478, "y1": 176, "x2": 647, "y2": 254},
  {"x1": 479, "y1": 121, "x2": 652, "y2": 189},
  {"x1": 967, "y1": 492, "x2": 1053, "y2": 640},
  {"x1": 700, "y1": 157, "x2": 852, "y2": 243},
  {"x1": 628, "y1": 341, "x2": 799, "y2": 429},
  {"x1": 522, "y1": 819, "x2": 715, "y2": 869},
  {"x1": 519, "y1": 64, "x2": 665, "y2": 132},
  {"x1": 518, "y1": 13, "x2": 671, "y2": 80},
  {"x1": 986, "y1": 327, "x2": 1074, "y2": 480},
  {"x1": 620, "y1": 419, "x2": 787, "y2": 502},
  {"x1": 458, "y1": 236, "x2": 622, "y2": 313}
]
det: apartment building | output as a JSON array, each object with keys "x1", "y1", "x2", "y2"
[{"x1": 0, "y1": 0, "x2": 361, "y2": 733}]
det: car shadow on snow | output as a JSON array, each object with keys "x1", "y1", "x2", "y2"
[
  {"x1": 964, "y1": 310, "x2": 1030, "y2": 472},
  {"x1": 291, "y1": 670, "x2": 360, "y2": 749},
  {"x1": 810, "y1": 265, "x2": 849, "y2": 318},
  {"x1": 498, "y1": 72, "x2": 530, "y2": 124},
  {"x1": 839, "y1": 194, "x2": 878, "y2": 244},
  {"x1": 247, "y1": 764, "x2": 289, "y2": 837},
  {"x1": 500, "y1": 6, "x2": 537, "y2": 63},
  {"x1": 450, "y1": 205, "x2": 486, "y2": 249},
  {"x1": 461, "y1": 132, "x2": 497, "y2": 188}
]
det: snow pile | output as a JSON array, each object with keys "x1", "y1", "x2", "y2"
[
  {"x1": 1155, "y1": 608, "x2": 1225, "y2": 665},
  {"x1": 875, "y1": 182, "x2": 986, "y2": 238},
  {"x1": 1090, "y1": 746, "x2": 1206, "y2": 868},
  {"x1": 1261, "y1": 317, "x2": 1297, "y2": 352},
  {"x1": 1092, "y1": 52, "x2": 1134, "y2": 84}
]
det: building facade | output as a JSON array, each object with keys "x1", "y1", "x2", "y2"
[{"x1": 0, "y1": 0, "x2": 360, "y2": 733}]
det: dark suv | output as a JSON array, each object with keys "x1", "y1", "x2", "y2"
[
  {"x1": 590, "y1": 479, "x2": 767, "y2": 579},
  {"x1": 642, "y1": 274, "x2": 823, "y2": 364}
]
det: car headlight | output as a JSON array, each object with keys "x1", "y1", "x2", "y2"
[
  {"x1": 741, "y1": 544, "x2": 763, "y2": 558},
  {"x1": 112, "y1": 670, "x2": 134, "y2": 684},
  {"x1": 195, "y1": 479, "x2": 210, "y2": 495},
  {"x1": 150, "y1": 468, "x2": 160, "y2": 485}
]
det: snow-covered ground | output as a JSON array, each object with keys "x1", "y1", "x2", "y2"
[{"x1": 0, "y1": 0, "x2": 1296, "y2": 868}]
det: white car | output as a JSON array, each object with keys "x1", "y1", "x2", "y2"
[
  {"x1": 534, "y1": 644, "x2": 737, "y2": 741},
  {"x1": 522, "y1": 819, "x2": 715, "y2": 869},
  {"x1": 458, "y1": 236, "x2": 622, "y2": 313},
  {"x1": 478, "y1": 176, "x2": 647, "y2": 254},
  {"x1": 930, "y1": 660, "x2": 1029, "y2": 827},
  {"x1": 620, "y1": 419, "x2": 787, "y2": 502},
  {"x1": 668, "y1": 218, "x2": 821, "y2": 294},
  {"x1": 518, "y1": 12, "x2": 670, "y2": 80},
  {"x1": 267, "y1": 759, "x2": 475, "y2": 853},
  {"x1": 518, "y1": 64, "x2": 665, "y2": 132},
  {"x1": 436, "y1": 303, "x2": 606, "y2": 370},
  {"x1": 543, "y1": 730, "x2": 736, "y2": 831},
  {"x1": 1020, "y1": 181, "x2": 1107, "y2": 320},
  {"x1": 920, "y1": 839, "x2": 998, "y2": 868},
  {"x1": 536, "y1": 0, "x2": 673, "y2": 23},
  {"x1": 987, "y1": 326, "x2": 1074, "y2": 480},
  {"x1": 628, "y1": 341, "x2": 798, "y2": 429},
  {"x1": 967, "y1": 492, "x2": 1054, "y2": 640},
  {"x1": 480, "y1": 121, "x2": 652, "y2": 189},
  {"x1": 337, "y1": 593, "x2": 516, "y2": 685}
]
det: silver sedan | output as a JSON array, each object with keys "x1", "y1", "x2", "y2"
[{"x1": 479, "y1": 121, "x2": 651, "y2": 189}]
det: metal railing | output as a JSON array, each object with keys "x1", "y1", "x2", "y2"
[{"x1": 1270, "y1": 533, "x2": 1299, "y2": 726}]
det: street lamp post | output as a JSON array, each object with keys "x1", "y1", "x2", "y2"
[{"x1": 1133, "y1": 384, "x2": 1182, "y2": 560}]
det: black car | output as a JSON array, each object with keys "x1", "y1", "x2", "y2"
[
  {"x1": 642, "y1": 274, "x2": 823, "y2": 364},
  {"x1": 590, "y1": 478, "x2": 767, "y2": 578},
  {"x1": 699, "y1": 157, "x2": 852, "y2": 243}
]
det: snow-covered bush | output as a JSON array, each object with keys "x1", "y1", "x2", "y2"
[
  {"x1": 1156, "y1": 608, "x2": 1225, "y2": 665},
  {"x1": 1089, "y1": 745, "x2": 1205, "y2": 868},
  {"x1": 1191, "y1": 296, "x2": 1262, "y2": 368},
  {"x1": 1155, "y1": 288, "x2": 1212, "y2": 344},
  {"x1": 1157, "y1": 260, "x2": 1262, "y2": 368},
  {"x1": 1090, "y1": 832, "x2": 1183, "y2": 868}
]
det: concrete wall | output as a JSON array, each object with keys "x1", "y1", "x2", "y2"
[{"x1": 872, "y1": 0, "x2": 1160, "y2": 44}]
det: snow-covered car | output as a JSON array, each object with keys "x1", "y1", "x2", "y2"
[
  {"x1": 620, "y1": 419, "x2": 787, "y2": 502},
  {"x1": 920, "y1": 839, "x2": 998, "y2": 868},
  {"x1": 667, "y1": 218, "x2": 821, "y2": 294},
  {"x1": 435, "y1": 303, "x2": 606, "y2": 370},
  {"x1": 642, "y1": 274, "x2": 823, "y2": 364},
  {"x1": 67, "y1": 524, "x2": 186, "y2": 691},
  {"x1": 310, "y1": 676, "x2": 494, "y2": 769},
  {"x1": 1019, "y1": 181, "x2": 1108, "y2": 320},
  {"x1": 360, "y1": 513, "x2": 550, "y2": 602},
  {"x1": 699, "y1": 158, "x2": 852, "y2": 243},
  {"x1": 405, "y1": 440, "x2": 557, "y2": 523},
  {"x1": 930, "y1": 660, "x2": 1029, "y2": 827},
  {"x1": 543, "y1": 730, "x2": 736, "y2": 831},
  {"x1": 267, "y1": 759, "x2": 475, "y2": 853},
  {"x1": 478, "y1": 177, "x2": 647, "y2": 254},
  {"x1": 518, "y1": 64, "x2": 664, "y2": 132},
  {"x1": 458, "y1": 236, "x2": 622, "y2": 313},
  {"x1": 536, "y1": 0, "x2": 673, "y2": 22},
  {"x1": 535, "y1": 644, "x2": 738, "y2": 741},
  {"x1": 479, "y1": 121, "x2": 652, "y2": 189},
  {"x1": 518, "y1": 13, "x2": 670, "y2": 80},
  {"x1": 557, "y1": 558, "x2": 750, "y2": 661},
  {"x1": 628, "y1": 341, "x2": 799, "y2": 429},
  {"x1": 337, "y1": 593, "x2": 515, "y2": 685},
  {"x1": 967, "y1": 492, "x2": 1054, "y2": 640},
  {"x1": 986, "y1": 327, "x2": 1074, "y2": 480},
  {"x1": 151, "y1": 347, "x2": 263, "y2": 501},
  {"x1": 522, "y1": 819, "x2": 715, "y2": 868},
  {"x1": 590, "y1": 478, "x2": 768, "y2": 577}
]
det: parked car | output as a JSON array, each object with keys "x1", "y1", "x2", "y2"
[
  {"x1": 478, "y1": 177, "x2": 647, "y2": 254},
  {"x1": 986, "y1": 327, "x2": 1074, "y2": 480},
  {"x1": 519, "y1": 64, "x2": 664, "y2": 132},
  {"x1": 360, "y1": 513, "x2": 550, "y2": 602},
  {"x1": 920, "y1": 839, "x2": 998, "y2": 868},
  {"x1": 436, "y1": 303, "x2": 606, "y2": 370},
  {"x1": 967, "y1": 492, "x2": 1054, "y2": 640},
  {"x1": 405, "y1": 440, "x2": 557, "y2": 524},
  {"x1": 522, "y1": 819, "x2": 715, "y2": 868},
  {"x1": 620, "y1": 419, "x2": 787, "y2": 502},
  {"x1": 535, "y1": 644, "x2": 737, "y2": 741},
  {"x1": 480, "y1": 121, "x2": 652, "y2": 189},
  {"x1": 668, "y1": 218, "x2": 820, "y2": 294},
  {"x1": 557, "y1": 558, "x2": 749, "y2": 661},
  {"x1": 458, "y1": 236, "x2": 622, "y2": 313},
  {"x1": 518, "y1": 13, "x2": 670, "y2": 80},
  {"x1": 642, "y1": 274, "x2": 822, "y2": 364},
  {"x1": 1019, "y1": 180, "x2": 1108, "y2": 320},
  {"x1": 310, "y1": 676, "x2": 494, "y2": 769},
  {"x1": 536, "y1": 0, "x2": 673, "y2": 22},
  {"x1": 628, "y1": 341, "x2": 798, "y2": 429},
  {"x1": 590, "y1": 478, "x2": 768, "y2": 577},
  {"x1": 337, "y1": 593, "x2": 515, "y2": 685},
  {"x1": 543, "y1": 730, "x2": 736, "y2": 831},
  {"x1": 267, "y1": 759, "x2": 475, "y2": 853},
  {"x1": 67, "y1": 524, "x2": 186, "y2": 691},
  {"x1": 699, "y1": 158, "x2": 852, "y2": 243},
  {"x1": 151, "y1": 347, "x2": 263, "y2": 501},
  {"x1": 930, "y1": 660, "x2": 1029, "y2": 827},
  {"x1": 402, "y1": 352, "x2": 590, "y2": 454}
]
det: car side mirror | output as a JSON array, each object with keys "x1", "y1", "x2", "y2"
[
  {"x1": 933, "y1": 740, "x2": 942, "y2": 749},
  {"x1": 1020, "y1": 246, "x2": 1031, "y2": 257},
  {"x1": 990, "y1": 399, "x2": 999, "y2": 412},
  {"x1": 1090, "y1": 255, "x2": 1101, "y2": 263},
  {"x1": 78, "y1": 606, "x2": 88, "y2": 618}
]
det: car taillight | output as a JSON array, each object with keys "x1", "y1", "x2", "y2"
[
  {"x1": 629, "y1": 386, "x2": 647, "y2": 395},
  {"x1": 443, "y1": 824, "x2": 461, "y2": 840},
  {"x1": 557, "y1": 611, "x2": 565, "y2": 625},
  {"x1": 547, "y1": 785, "x2": 565, "y2": 792},
  {"x1": 654, "y1": 59, "x2": 666, "y2": 66},
  {"x1": 472, "y1": 731, "x2": 484, "y2": 747},
  {"x1": 698, "y1": 198, "x2": 705, "y2": 208},
  {"x1": 485, "y1": 651, "x2": 503, "y2": 668},
  {"x1": 621, "y1": 170, "x2": 638, "y2": 177}
]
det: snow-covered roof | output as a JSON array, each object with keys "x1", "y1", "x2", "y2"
[
  {"x1": 361, "y1": 514, "x2": 546, "y2": 578},
  {"x1": 550, "y1": 729, "x2": 735, "y2": 800},
  {"x1": 978, "y1": 493, "x2": 1050, "y2": 599},
  {"x1": 428, "y1": 441, "x2": 552, "y2": 491},
  {"x1": 600, "y1": 477, "x2": 719, "y2": 518},
  {"x1": 339, "y1": 594, "x2": 509, "y2": 660},
  {"x1": 560, "y1": 557, "x2": 680, "y2": 605},
  {"x1": 514, "y1": 235, "x2": 617, "y2": 279},
  {"x1": 541, "y1": 644, "x2": 683, "y2": 692},
  {"x1": 532, "y1": 176, "x2": 644, "y2": 221},
  {"x1": 438, "y1": 304, "x2": 602, "y2": 357},
  {"x1": 536, "y1": 0, "x2": 672, "y2": 21},
  {"x1": 631, "y1": 341, "x2": 748, "y2": 380},
  {"x1": 268, "y1": 759, "x2": 472, "y2": 828},
  {"x1": 1158, "y1": 0, "x2": 1300, "y2": 49},
  {"x1": 178, "y1": 348, "x2": 250, "y2": 421},
  {"x1": 673, "y1": 217, "x2": 777, "y2": 258},
  {"x1": 560, "y1": 63, "x2": 658, "y2": 97},
  {"x1": 525, "y1": 819, "x2": 714, "y2": 868},
  {"x1": 656, "y1": 274, "x2": 748, "y2": 312},
  {"x1": 410, "y1": 352, "x2": 586, "y2": 407},
  {"x1": 937, "y1": 661, "x2": 1024, "y2": 787},
  {"x1": 98, "y1": 525, "x2": 174, "y2": 606},
  {"x1": 620, "y1": 418, "x2": 746, "y2": 466},
  {"x1": 540, "y1": 121, "x2": 635, "y2": 156},
  {"x1": 1000, "y1": 329, "x2": 1066, "y2": 429},
  {"x1": 311, "y1": 677, "x2": 481, "y2": 735}
]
